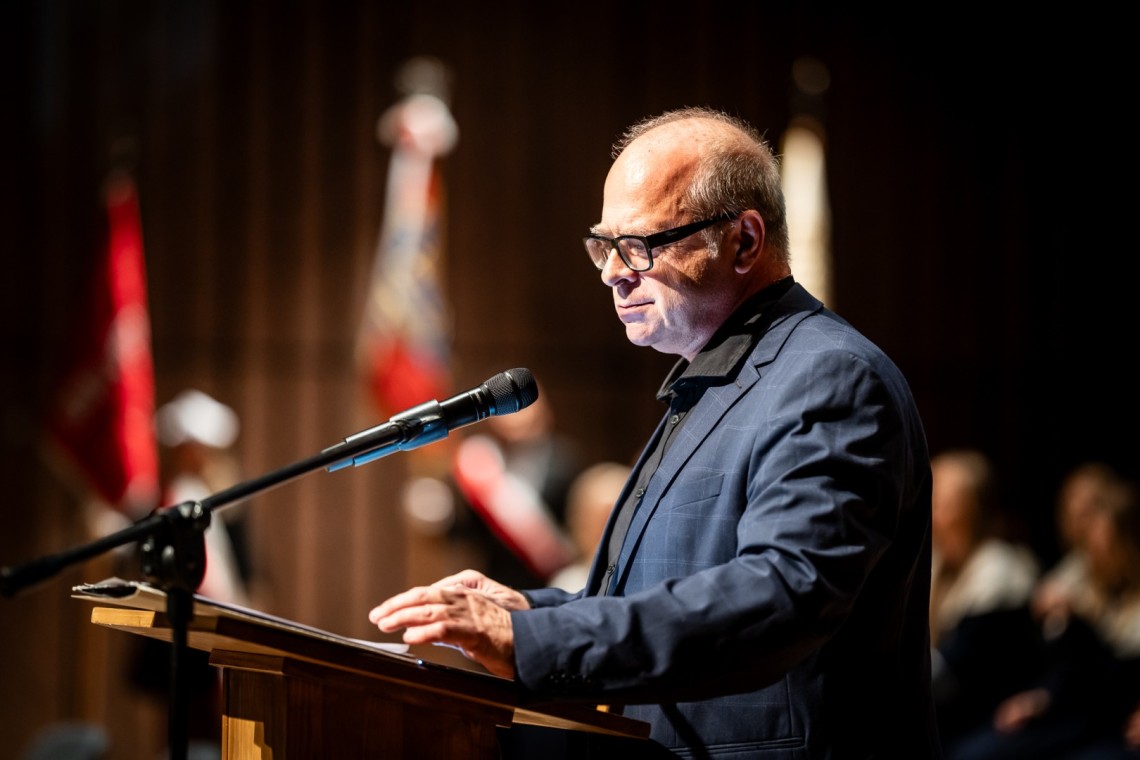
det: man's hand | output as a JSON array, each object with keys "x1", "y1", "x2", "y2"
[
  {"x1": 429, "y1": 569, "x2": 531, "y2": 610},
  {"x1": 368, "y1": 569, "x2": 529, "y2": 678},
  {"x1": 992, "y1": 688, "x2": 1051, "y2": 733}
]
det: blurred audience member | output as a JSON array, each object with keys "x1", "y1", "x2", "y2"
[
  {"x1": 950, "y1": 472, "x2": 1140, "y2": 759},
  {"x1": 402, "y1": 390, "x2": 581, "y2": 588},
  {"x1": 928, "y1": 449, "x2": 1042, "y2": 750},
  {"x1": 1033, "y1": 461, "x2": 1124, "y2": 626},
  {"x1": 129, "y1": 389, "x2": 250, "y2": 756},
  {"x1": 154, "y1": 388, "x2": 251, "y2": 605},
  {"x1": 547, "y1": 461, "x2": 631, "y2": 592}
]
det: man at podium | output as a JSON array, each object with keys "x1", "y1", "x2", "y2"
[{"x1": 371, "y1": 107, "x2": 941, "y2": 759}]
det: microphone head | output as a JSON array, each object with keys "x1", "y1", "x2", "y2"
[{"x1": 484, "y1": 368, "x2": 538, "y2": 415}]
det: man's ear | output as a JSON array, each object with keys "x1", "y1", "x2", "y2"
[{"x1": 733, "y1": 211, "x2": 765, "y2": 273}]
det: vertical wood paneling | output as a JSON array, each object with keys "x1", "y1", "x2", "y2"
[
  {"x1": 292, "y1": 0, "x2": 325, "y2": 631},
  {"x1": 191, "y1": 2, "x2": 220, "y2": 390},
  {"x1": 2, "y1": 3, "x2": 1134, "y2": 758},
  {"x1": 344, "y1": 0, "x2": 385, "y2": 636}
]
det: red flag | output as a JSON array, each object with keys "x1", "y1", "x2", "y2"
[
  {"x1": 356, "y1": 89, "x2": 458, "y2": 418},
  {"x1": 45, "y1": 170, "x2": 159, "y2": 515}
]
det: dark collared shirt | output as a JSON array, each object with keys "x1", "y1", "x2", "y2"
[{"x1": 595, "y1": 276, "x2": 795, "y2": 596}]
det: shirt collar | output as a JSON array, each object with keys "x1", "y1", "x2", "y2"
[{"x1": 656, "y1": 276, "x2": 795, "y2": 403}]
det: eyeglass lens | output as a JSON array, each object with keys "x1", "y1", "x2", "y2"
[{"x1": 584, "y1": 237, "x2": 650, "y2": 271}]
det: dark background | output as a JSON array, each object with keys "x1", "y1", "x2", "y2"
[{"x1": 1, "y1": 2, "x2": 1134, "y2": 758}]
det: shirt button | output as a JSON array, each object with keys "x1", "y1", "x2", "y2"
[
  {"x1": 635, "y1": 487, "x2": 646, "y2": 498},
  {"x1": 670, "y1": 413, "x2": 680, "y2": 425}
]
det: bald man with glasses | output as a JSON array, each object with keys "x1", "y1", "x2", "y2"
[{"x1": 372, "y1": 106, "x2": 941, "y2": 759}]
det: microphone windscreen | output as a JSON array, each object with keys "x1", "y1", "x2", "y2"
[{"x1": 487, "y1": 368, "x2": 538, "y2": 415}]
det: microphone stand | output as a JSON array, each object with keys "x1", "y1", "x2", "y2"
[{"x1": 0, "y1": 414, "x2": 433, "y2": 760}]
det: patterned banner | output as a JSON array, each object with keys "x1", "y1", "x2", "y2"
[{"x1": 357, "y1": 90, "x2": 458, "y2": 420}]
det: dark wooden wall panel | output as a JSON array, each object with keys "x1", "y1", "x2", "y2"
[{"x1": 1, "y1": 3, "x2": 1133, "y2": 758}]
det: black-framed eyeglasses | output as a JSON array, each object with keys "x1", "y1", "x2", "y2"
[{"x1": 583, "y1": 213, "x2": 736, "y2": 272}]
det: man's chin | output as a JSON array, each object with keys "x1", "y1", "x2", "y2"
[
  {"x1": 625, "y1": 329, "x2": 671, "y2": 354},
  {"x1": 623, "y1": 327, "x2": 653, "y2": 347}
]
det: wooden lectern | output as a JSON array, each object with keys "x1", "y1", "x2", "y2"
[{"x1": 74, "y1": 581, "x2": 649, "y2": 759}]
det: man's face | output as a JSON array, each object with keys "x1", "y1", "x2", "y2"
[{"x1": 595, "y1": 126, "x2": 739, "y2": 360}]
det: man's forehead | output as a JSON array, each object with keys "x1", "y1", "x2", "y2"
[{"x1": 602, "y1": 139, "x2": 697, "y2": 218}]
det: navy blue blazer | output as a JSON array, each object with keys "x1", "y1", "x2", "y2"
[{"x1": 515, "y1": 284, "x2": 941, "y2": 759}]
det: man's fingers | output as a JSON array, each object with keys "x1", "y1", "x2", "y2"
[
  {"x1": 366, "y1": 585, "x2": 514, "y2": 679},
  {"x1": 400, "y1": 621, "x2": 450, "y2": 646},
  {"x1": 368, "y1": 586, "x2": 442, "y2": 626},
  {"x1": 373, "y1": 602, "x2": 436, "y2": 633},
  {"x1": 430, "y1": 569, "x2": 485, "y2": 590}
]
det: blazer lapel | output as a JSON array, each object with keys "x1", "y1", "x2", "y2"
[{"x1": 610, "y1": 284, "x2": 823, "y2": 587}]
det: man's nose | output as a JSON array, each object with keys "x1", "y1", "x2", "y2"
[{"x1": 600, "y1": 247, "x2": 637, "y2": 286}]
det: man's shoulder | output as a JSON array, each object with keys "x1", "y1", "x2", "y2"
[
  {"x1": 760, "y1": 296, "x2": 893, "y2": 368},
  {"x1": 753, "y1": 293, "x2": 918, "y2": 404}
]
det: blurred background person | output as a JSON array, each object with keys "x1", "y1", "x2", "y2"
[
  {"x1": 547, "y1": 461, "x2": 631, "y2": 593},
  {"x1": 153, "y1": 388, "x2": 251, "y2": 606},
  {"x1": 127, "y1": 389, "x2": 251, "y2": 759},
  {"x1": 928, "y1": 448, "x2": 1043, "y2": 752},
  {"x1": 1033, "y1": 461, "x2": 1124, "y2": 628},
  {"x1": 402, "y1": 390, "x2": 581, "y2": 589},
  {"x1": 950, "y1": 474, "x2": 1140, "y2": 759}
]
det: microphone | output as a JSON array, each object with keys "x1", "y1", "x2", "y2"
[{"x1": 324, "y1": 368, "x2": 538, "y2": 471}]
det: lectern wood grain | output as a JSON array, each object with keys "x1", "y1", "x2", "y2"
[{"x1": 84, "y1": 594, "x2": 648, "y2": 758}]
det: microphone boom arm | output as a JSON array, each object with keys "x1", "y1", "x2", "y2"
[
  {"x1": 325, "y1": 400, "x2": 447, "y2": 472},
  {"x1": 1, "y1": 367, "x2": 538, "y2": 597}
]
